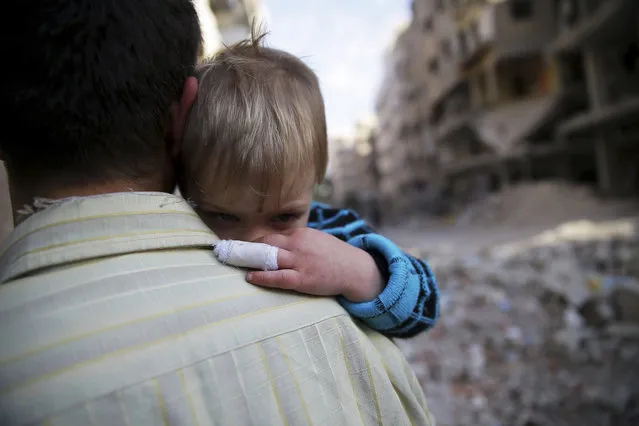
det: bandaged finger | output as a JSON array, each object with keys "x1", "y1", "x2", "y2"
[{"x1": 213, "y1": 240, "x2": 279, "y2": 271}]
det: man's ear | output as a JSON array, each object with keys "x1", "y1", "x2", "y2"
[{"x1": 170, "y1": 76, "x2": 199, "y2": 157}]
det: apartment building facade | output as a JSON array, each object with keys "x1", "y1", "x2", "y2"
[
  {"x1": 552, "y1": 0, "x2": 639, "y2": 197},
  {"x1": 372, "y1": 0, "x2": 637, "y2": 217},
  {"x1": 430, "y1": 0, "x2": 575, "y2": 210},
  {"x1": 374, "y1": 1, "x2": 454, "y2": 217},
  {"x1": 328, "y1": 119, "x2": 382, "y2": 224}
]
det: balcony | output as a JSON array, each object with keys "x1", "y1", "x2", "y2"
[
  {"x1": 441, "y1": 143, "x2": 572, "y2": 177},
  {"x1": 557, "y1": 97, "x2": 639, "y2": 137},
  {"x1": 475, "y1": 95, "x2": 559, "y2": 154},
  {"x1": 434, "y1": 109, "x2": 478, "y2": 146},
  {"x1": 456, "y1": 4, "x2": 497, "y2": 68},
  {"x1": 550, "y1": 0, "x2": 635, "y2": 53}
]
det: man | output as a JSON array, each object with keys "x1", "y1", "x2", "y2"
[{"x1": 0, "y1": 1, "x2": 434, "y2": 425}]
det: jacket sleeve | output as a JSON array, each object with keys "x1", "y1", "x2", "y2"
[{"x1": 308, "y1": 202, "x2": 439, "y2": 338}]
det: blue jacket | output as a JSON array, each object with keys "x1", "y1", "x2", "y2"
[{"x1": 308, "y1": 202, "x2": 439, "y2": 338}]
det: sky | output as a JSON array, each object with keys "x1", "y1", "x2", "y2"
[{"x1": 260, "y1": 0, "x2": 411, "y2": 138}]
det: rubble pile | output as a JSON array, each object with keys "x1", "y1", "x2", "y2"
[
  {"x1": 455, "y1": 181, "x2": 638, "y2": 227},
  {"x1": 400, "y1": 218, "x2": 639, "y2": 426}
]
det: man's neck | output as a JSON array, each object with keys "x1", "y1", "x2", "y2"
[
  {"x1": 47, "y1": 180, "x2": 153, "y2": 198},
  {"x1": 11, "y1": 179, "x2": 174, "y2": 225}
]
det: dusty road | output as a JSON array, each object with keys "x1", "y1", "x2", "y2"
[
  {"x1": 381, "y1": 181, "x2": 639, "y2": 255},
  {"x1": 381, "y1": 221, "x2": 617, "y2": 257},
  {"x1": 382, "y1": 222, "x2": 555, "y2": 255}
]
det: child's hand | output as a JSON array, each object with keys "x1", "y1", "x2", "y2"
[{"x1": 246, "y1": 228, "x2": 384, "y2": 302}]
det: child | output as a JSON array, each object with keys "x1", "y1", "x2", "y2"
[{"x1": 179, "y1": 34, "x2": 438, "y2": 338}]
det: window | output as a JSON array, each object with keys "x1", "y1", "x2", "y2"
[
  {"x1": 566, "y1": 54, "x2": 585, "y2": 82},
  {"x1": 441, "y1": 39, "x2": 452, "y2": 58},
  {"x1": 457, "y1": 31, "x2": 468, "y2": 56},
  {"x1": 428, "y1": 58, "x2": 440, "y2": 74},
  {"x1": 405, "y1": 88, "x2": 421, "y2": 102},
  {"x1": 413, "y1": 181, "x2": 427, "y2": 192},
  {"x1": 622, "y1": 42, "x2": 639, "y2": 73},
  {"x1": 394, "y1": 58, "x2": 407, "y2": 77},
  {"x1": 423, "y1": 16, "x2": 433, "y2": 32},
  {"x1": 558, "y1": 0, "x2": 579, "y2": 28},
  {"x1": 511, "y1": 0, "x2": 533, "y2": 20},
  {"x1": 477, "y1": 72, "x2": 488, "y2": 103},
  {"x1": 512, "y1": 74, "x2": 527, "y2": 96},
  {"x1": 470, "y1": 21, "x2": 480, "y2": 43},
  {"x1": 469, "y1": 140, "x2": 483, "y2": 155},
  {"x1": 399, "y1": 125, "x2": 410, "y2": 139},
  {"x1": 394, "y1": 63, "x2": 403, "y2": 76}
]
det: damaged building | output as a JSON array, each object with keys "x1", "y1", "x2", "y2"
[
  {"x1": 373, "y1": 0, "x2": 639, "y2": 217},
  {"x1": 552, "y1": 0, "x2": 639, "y2": 198},
  {"x1": 328, "y1": 118, "x2": 382, "y2": 226},
  {"x1": 429, "y1": 0, "x2": 578, "y2": 212},
  {"x1": 374, "y1": 18, "x2": 437, "y2": 220}
]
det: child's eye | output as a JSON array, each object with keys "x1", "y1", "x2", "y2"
[
  {"x1": 216, "y1": 213, "x2": 240, "y2": 222},
  {"x1": 202, "y1": 211, "x2": 240, "y2": 222},
  {"x1": 272, "y1": 213, "x2": 300, "y2": 223}
]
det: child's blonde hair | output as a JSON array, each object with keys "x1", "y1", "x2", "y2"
[{"x1": 181, "y1": 32, "x2": 328, "y2": 204}]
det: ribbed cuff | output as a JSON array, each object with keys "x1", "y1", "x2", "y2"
[{"x1": 338, "y1": 234, "x2": 420, "y2": 331}]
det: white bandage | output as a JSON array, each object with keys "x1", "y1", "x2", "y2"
[{"x1": 213, "y1": 240, "x2": 279, "y2": 271}]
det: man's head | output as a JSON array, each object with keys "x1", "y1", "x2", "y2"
[
  {"x1": 0, "y1": 0, "x2": 202, "y2": 203},
  {"x1": 180, "y1": 34, "x2": 328, "y2": 241}
]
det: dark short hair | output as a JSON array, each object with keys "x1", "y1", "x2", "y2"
[{"x1": 0, "y1": 0, "x2": 201, "y2": 185}]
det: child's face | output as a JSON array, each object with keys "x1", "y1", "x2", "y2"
[{"x1": 193, "y1": 178, "x2": 315, "y2": 242}]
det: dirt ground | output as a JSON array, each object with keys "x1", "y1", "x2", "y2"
[{"x1": 381, "y1": 215, "x2": 630, "y2": 256}]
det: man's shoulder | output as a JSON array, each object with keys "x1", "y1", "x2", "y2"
[
  {"x1": 0, "y1": 247, "x2": 363, "y2": 424},
  {"x1": 0, "y1": 246, "x2": 352, "y2": 359},
  {"x1": 0, "y1": 247, "x2": 434, "y2": 426}
]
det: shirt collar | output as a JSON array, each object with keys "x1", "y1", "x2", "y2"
[{"x1": 0, "y1": 192, "x2": 217, "y2": 283}]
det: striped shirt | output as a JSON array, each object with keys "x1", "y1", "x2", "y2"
[
  {"x1": 0, "y1": 192, "x2": 434, "y2": 426},
  {"x1": 308, "y1": 202, "x2": 439, "y2": 338}
]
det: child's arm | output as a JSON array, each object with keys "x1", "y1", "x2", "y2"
[{"x1": 307, "y1": 202, "x2": 439, "y2": 338}]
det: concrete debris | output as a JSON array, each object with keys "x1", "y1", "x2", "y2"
[{"x1": 398, "y1": 218, "x2": 639, "y2": 426}]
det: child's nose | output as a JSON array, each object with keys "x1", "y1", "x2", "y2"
[{"x1": 244, "y1": 226, "x2": 274, "y2": 243}]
